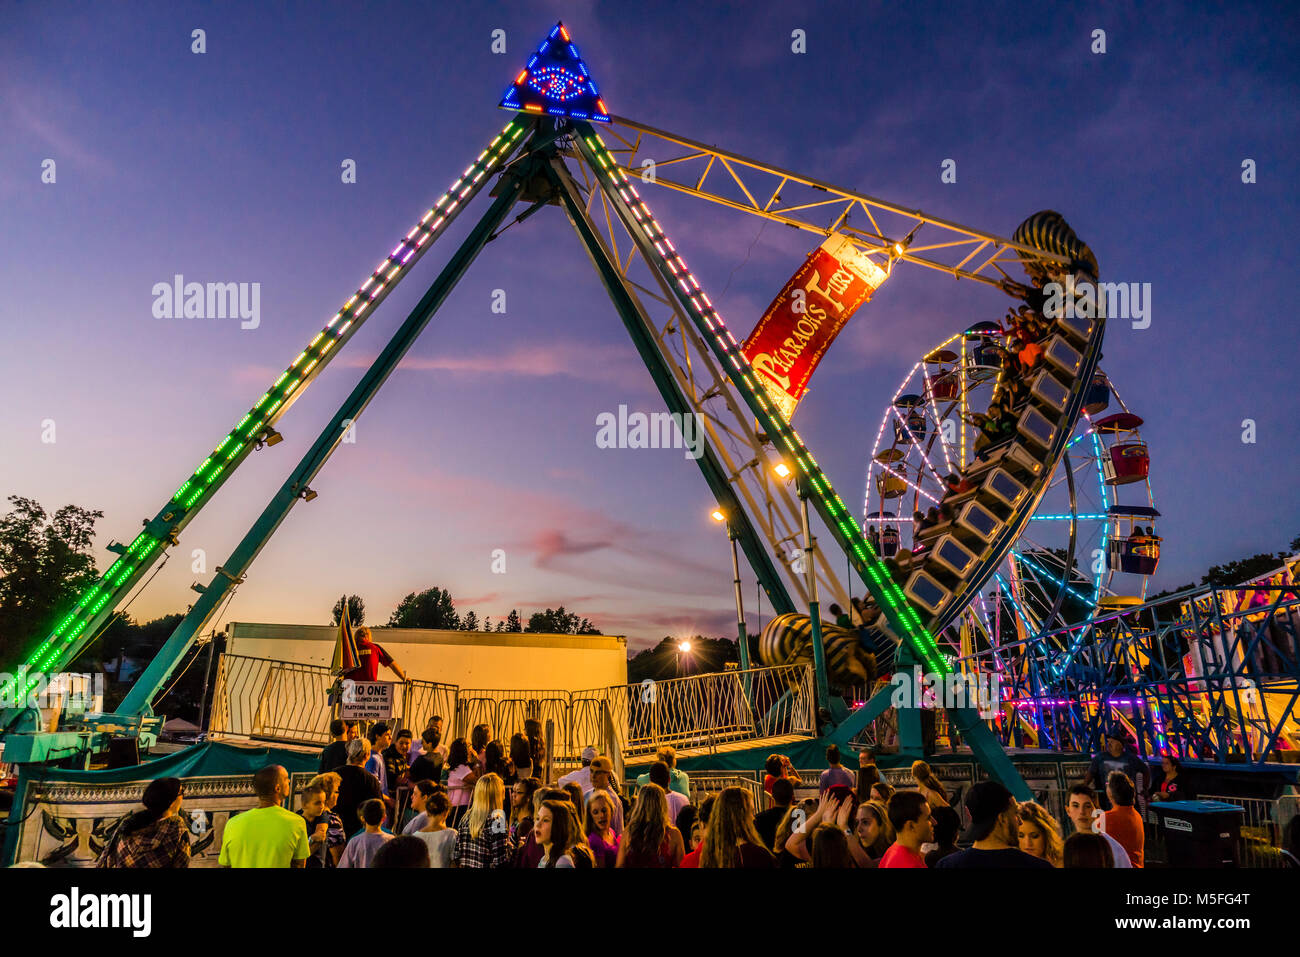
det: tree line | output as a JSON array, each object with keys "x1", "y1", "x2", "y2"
[
  {"x1": 3, "y1": 492, "x2": 1298, "y2": 684},
  {"x1": 331, "y1": 588, "x2": 600, "y2": 636}
]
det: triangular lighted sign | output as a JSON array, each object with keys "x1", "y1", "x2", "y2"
[{"x1": 499, "y1": 21, "x2": 610, "y2": 122}]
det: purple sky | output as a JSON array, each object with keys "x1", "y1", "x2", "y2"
[{"x1": 2, "y1": 1, "x2": 1298, "y2": 652}]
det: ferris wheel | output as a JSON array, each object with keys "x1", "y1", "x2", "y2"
[{"x1": 862, "y1": 326, "x2": 1160, "y2": 676}]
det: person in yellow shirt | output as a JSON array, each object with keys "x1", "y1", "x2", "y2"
[{"x1": 218, "y1": 765, "x2": 311, "y2": 868}]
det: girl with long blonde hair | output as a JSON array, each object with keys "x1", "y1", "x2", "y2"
[
  {"x1": 451, "y1": 772, "x2": 511, "y2": 868},
  {"x1": 1017, "y1": 800, "x2": 1064, "y2": 867},
  {"x1": 700, "y1": 786, "x2": 774, "y2": 868}
]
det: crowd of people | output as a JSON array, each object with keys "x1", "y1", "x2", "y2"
[{"x1": 90, "y1": 721, "x2": 1153, "y2": 869}]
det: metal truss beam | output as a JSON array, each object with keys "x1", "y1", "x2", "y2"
[
  {"x1": 545, "y1": 153, "x2": 798, "y2": 619},
  {"x1": 604, "y1": 116, "x2": 1070, "y2": 287},
  {"x1": 558, "y1": 142, "x2": 852, "y2": 613},
  {"x1": 967, "y1": 582, "x2": 1300, "y2": 764},
  {"x1": 115, "y1": 146, "x2": 549, "y2": 716}
]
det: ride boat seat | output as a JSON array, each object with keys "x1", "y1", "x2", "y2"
[
  {"x1": 956, "y1": 499, "x2": 1001, "y2": 544},
  {"x1": 904, "y1": 569, "x2": 952, "y2": 616},
  {"x1": 875, "y1": 470, "x2": 908, "y2": 498},
  {"x1": 926, "y1": 533, "x2": 979, "y2": 580},
  {"x1": 1083, "y1": 371, "x2": 1111, "y2": 415},
  {"x1": 1002, "y1": 441, "x2": 1045, "y2": 480},
  {"x1": 1104, "y1": 441, "x2": 1150, "y2": 486},
  {"x1": 981, "y1": 468, "x2": 1029, "y2": 513},
  {"x1": 1055, "y1": 311, "x2": 1097, "y2": 345},
  {"x1": 916, "y1": 518, "x2": 956, "y2": 545},
  {"x1": 942, "y1": 483, "x2": 982, "y2": 511},
  {"x1": 967, "y1": 438, "x2": 1015, "y2": 476},
  {"x1": 1043, "y1": 335, "x2": 1084, "y2": 380},
  {"x1": 1029, "y1": 369, "x2": 1071, "y2": 416},
  {"x1": 1015, "y1": 405, "x2": 1057, "y2": 451}
]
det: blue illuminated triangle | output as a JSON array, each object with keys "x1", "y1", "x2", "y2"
[{"x1": 499, "y1": 21, "x2": 610, "y2": 123}]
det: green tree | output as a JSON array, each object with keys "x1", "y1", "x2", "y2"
[
  {"x1": 0, "y1": 496, "x2": 103, "y2": 668},
  {"x1": 1201, "y1": 553, "x2": 1285, "y2": 588},
  {"x1": 525, "y1": 606, "x2": 601, "y2": 635},
  {"x1": 83, "y1": 613, "x2": 217, "y2": 722},
  {"x1": 388, "y1": 587, "x2": 460, "y2": 630},
  {"x1": 461, "y1": 611, "x2": 480, "y2": 632},
  {"x1": 330, "y1": 594, "x2": 366, "y2": 626},
  {"x1": 505, "y1": 609, "x2": 522, "y2": 633},
  {"x1": 627, "y1": 635, "x2": 738, "y2": 683}
]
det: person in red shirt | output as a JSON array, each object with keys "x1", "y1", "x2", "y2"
[
  {"x1": 344, "y1": 627, "x2": 408, "y2": 684},
  {"x1": 762, "y1": 753, "x2": 800, "y2": 803},
  {"x1": 1103, "y1": 771, "x2": 1145, "y2": 867},
  {"x1": 678, "y1": 794, "x2": 716, "y2": 867},
  {"x1": 880, "y1": 790, "x2": 931, "y2": 868}
]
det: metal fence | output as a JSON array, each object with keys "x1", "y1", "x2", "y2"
[
  {"x1": 610, "y1": 664, "x2": 816, "y2": 758},
  {"x1": 208, "y1": 654, "x2": 817, "y2": 770},
  {"x1": 207, "y1": 654, "x2": 455, "y2": 746},
  {"x1": 208, "y1": 655, "x2": 334, "y2": 745},
  {"x1": 399, "y1": 678, "x2": 458, "y2": 740},
  {"x1": 1198, "y1": 793, "x2": 1300, "y2": 867},
  {"x1": 682, "y1": 771, "x2": 763, "y2": 808}
]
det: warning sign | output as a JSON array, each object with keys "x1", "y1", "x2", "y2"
[{"x1": 339, "y1": 680, "x2": 395, "y2": 720}]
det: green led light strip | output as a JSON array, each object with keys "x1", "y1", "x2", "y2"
[
  {"x1": 1, "y1": 119, "x2": 530, "y2": 706},
  {"x1": 580, "y1": 129, "x2": 950, "y2": 676}
]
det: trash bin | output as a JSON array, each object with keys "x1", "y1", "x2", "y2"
[{"x1": 1150, "y1": 800, "x2": 1244, "y2": 867}]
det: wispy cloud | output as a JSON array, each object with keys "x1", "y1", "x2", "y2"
[
  {"x1": 231, "y1": 339, "x2": 654, "y2": 391},
  {"x1": 5, "y1": 87, "x2": 113, "y2": 177}
]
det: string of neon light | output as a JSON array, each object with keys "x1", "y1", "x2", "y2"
[
  {"x1": 579, "y1": 129, "x2": 950, "y2": 676},
  {"x1": 863, "y1": 360, "x2": 921, "y2": 525},
  {"x1": 920, "y1": 362, "x2": 955, "y2": 475}
]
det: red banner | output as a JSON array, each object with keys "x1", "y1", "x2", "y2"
[{"x1": 742, "y1": 233, "x2": 888, "y2": 420}]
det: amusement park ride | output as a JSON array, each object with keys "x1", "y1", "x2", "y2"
[{"x1": 2, "y1": 23, "x2": 1297, "y2": 821}]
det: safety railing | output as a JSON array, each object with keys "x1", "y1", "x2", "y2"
[
  {"x1": 208, "y1": 654, "x2": 455, "y2": 746},
  {"x1": 454, "y1": 688, "x2": 573, "y2": 763},
  {"x1": 606, "y1": 663, "x2": 816, "y2": 758},
  {"x1": 399, "y1": 678, "x2": 458, "y2": 742},
  {"x1": 682, "y1": 771, "x2": 764, "y2": 808},
  {"x1": 1199, "y1": 793, "x2": 1300, "y2": 868},
  {"x1": 208, "y1": 654, "x2": 817, "y2": 764},
  {"x1": 208, "y1": 654, "x2": 335, "y2": 745}
]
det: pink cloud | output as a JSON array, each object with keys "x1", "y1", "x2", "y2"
[
  {"x1": 343, "y1": 342, "x2": 648, "y2": 387},
  {"x1": 531, "y1": 528, "x2": 612, "y2": 569}
]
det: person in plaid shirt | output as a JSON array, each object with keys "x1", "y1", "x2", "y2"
[
  {"x1": 451, "y1": 773, "x2": 513, "y2": 868},
  {"x1": 96, "y1": 777, "x2": 190, "y2": 868}
]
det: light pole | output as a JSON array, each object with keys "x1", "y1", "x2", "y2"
[
  {"x1": 711, "y1": 509, "x2": 751, "y2": 671},
  {"x1": 775, "y1": 462, "x2": 830, "y2": 718}
]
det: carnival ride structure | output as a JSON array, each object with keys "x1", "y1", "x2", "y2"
[{"x1": 5, "y1": 22, "x2": 1254, "y2": 805}]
